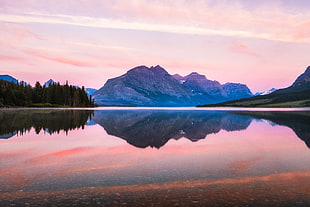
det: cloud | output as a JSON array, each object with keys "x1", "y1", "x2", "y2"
[
  {"x1": 0, "y1": 13, "x2": 260, "y2": 38},
  {"x1": 0, "y1": 54, "x2": 34, "y2": 65},
  {"x1": 23, "y1": 48, "x2": 95, "y2": 67},
  {"x1": 0, "y1": 0, "x2": 310, "y2": 43},
  {"x1": 229, "y1": 41, "x2": 261, "y2": 57},
  {"x1": 65, "y1": 40, "x2": 138, "y2": 51},
  {"x1": 0, "y1": 23, "x2": 45, "y2": 45}
]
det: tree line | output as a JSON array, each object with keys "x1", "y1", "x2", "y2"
[{"x1": 0, "y1": 80, "x2": 95, "y2": 107}]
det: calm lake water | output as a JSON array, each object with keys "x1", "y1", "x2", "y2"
[{"x1": 1, "y1": 108, "x2": 310, "y2": 206}]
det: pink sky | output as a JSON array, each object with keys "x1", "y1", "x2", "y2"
[{"x1": 0, "y1": 0, "x2": 310, "y2": 93}]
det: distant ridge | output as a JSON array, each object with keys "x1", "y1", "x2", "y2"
[
  {"x1": 0, "y1": 75, "x2": 18, "y2": 84},
  {"x1": 255, "y1": 88, "x2": 277, "y2": 96},
  {"x1": 44, "y1": 79, "x2": 56, "y2": 87},
  {"x1": 198, "y1": 66, "x2": 310, "y2": 107}
]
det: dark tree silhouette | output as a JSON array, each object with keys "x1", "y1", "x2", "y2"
[{"x1": 0, "y1": 79, "x2": 95, "y2": 107}]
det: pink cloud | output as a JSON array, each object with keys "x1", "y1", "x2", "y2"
[
  {"x1": 229, "y1": 41, "x2": 261, "y2": 57},
  {"x1": 0, "y1": 54, "x2": 34, "y2": 65},
  {"x1": 0, "y1": 23, "x2": 45, "y2": 47},
  {"x1": 23, "y1": 49, "x2": 95, "y2": 67},
  {"x1": 294, "y1": 21, "x2": 310, "y2": 40}
]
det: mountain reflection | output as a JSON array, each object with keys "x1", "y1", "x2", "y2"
[
  {"x1": 229, "y1": 111, "x2": 310, "y2": 148},
  {"x1": 1, "y1": 109, "x2": 309, "y2": 149},
  {"x1": 93, "y1": 110, "x2": 252, "y2": 148},
  {"x1": 0, "y1": 110, "x2": 93, "y2": 138}
]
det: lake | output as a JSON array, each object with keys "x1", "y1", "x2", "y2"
[{"x1": 1, "y1": 108, "x2": 310, "y2": 206}]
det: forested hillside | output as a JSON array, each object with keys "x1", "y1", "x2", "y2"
[{"x1": 0, "y1": 80, "x2": 95, "y2": 107}]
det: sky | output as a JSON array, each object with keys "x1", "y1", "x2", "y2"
[{"x1": 0, "y1": 0, "x2": 309, "y2": 93}]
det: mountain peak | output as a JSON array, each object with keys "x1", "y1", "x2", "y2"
[
  {"x1": 185, "y1": 72, "x2": 206, "y2": 80},
  {"x1": 173, "y1": 74, "x2": 186, "y2": 84},
  {"x1": 44, "y1": 79, "x2": 56, "y2": 87},
  {"x1": 150, "y1": 65, "x2": 168, "y2": 74},
  {"x1": 173, "y1": 74, "x2": 183, "y2": 79},
  {"x1": 128, "y1": 65, "x2": 148, "y2": 72},
  {"x1": 222, "y1": 82, "x2": 253, "y2": 98},
  {"x1": 127, "y1": 65, "x2": 168, "y2": 75}
]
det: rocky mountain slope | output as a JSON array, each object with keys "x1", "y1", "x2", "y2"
[
  {"x1": 174, "y1": 73, "x2": 252, "y2": 101},
  {"x1": 93, "y1": 65, "x2": 195, "y2": 106}
]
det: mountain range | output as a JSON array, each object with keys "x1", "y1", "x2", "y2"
[
  {"x1": 199, "y1": 66, "x2": 310, "y2": 107},
  {"x1": 93, "y1": 65, "x2": 253, "y2": 106}
]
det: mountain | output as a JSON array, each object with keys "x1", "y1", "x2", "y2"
[
  {"x1": 93, "y1": 65, "x2": 253, "y2": 106},
  {"x1": 0, "y1": 75, "x2": 18, "y2": 84},
  {"x1": 292, "y1": 66, "x2": 310, "y2": 87},
  {"x1": 222, "y1": 83, "x2": 253, "y2": 99},
  {"x1": 172, "y1": 74, "x2": 186, "y2": 83},
  {"x1": 182, "y1": 72, "x2": 226, "y2": 98},
  {"x1": 198, "y1": 66, "x2": 310, "y2": 107},
  {"x1": 85, "y1": 88, "x2": 97, "y2": 96},
  {"x1": 174, "y1": 72, "x2": 252, "y2": 101},
  {"x1": 44, "y1": 79, "x2": 56, "y2": 87},
  {"x1": 93, "y1": 65, "x2": 194, "y2": 106},
  {"x1": 255, "y1": 88, "x2": 277, "y2": 96}
]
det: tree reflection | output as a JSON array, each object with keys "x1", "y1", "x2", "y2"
[{"x1": 0, "y1": 110, "x2": 93, "y2": 138}]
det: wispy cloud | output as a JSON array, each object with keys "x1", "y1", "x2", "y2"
[
  {"x1": 23, "y1": 48, "x2": 95, "y2": 67},
  {"x1": 65, "y1": 41, "x2": 138, "y2": 51},
  {"x1": 0, "y1": 54, "x2": 34, "y2": 65},
  {"x1": 229, "y1": 41, "x2": 261, "y2": 57},
  {"x1": 0, "y1": 8, "x2": 309, "y2": 44}
]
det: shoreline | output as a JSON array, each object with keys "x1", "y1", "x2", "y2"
[{"x1": 1, "y1": 106, "x2": 310, "y2": 111}]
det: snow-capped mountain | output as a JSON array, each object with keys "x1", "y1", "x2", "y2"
[{"x1": 255, "y1": 88, "x2": 277, "y2": 96}]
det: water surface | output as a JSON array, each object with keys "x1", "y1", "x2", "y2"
[{"x1": 0, "y1": 108, "x2": 310, "y2": 206}]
